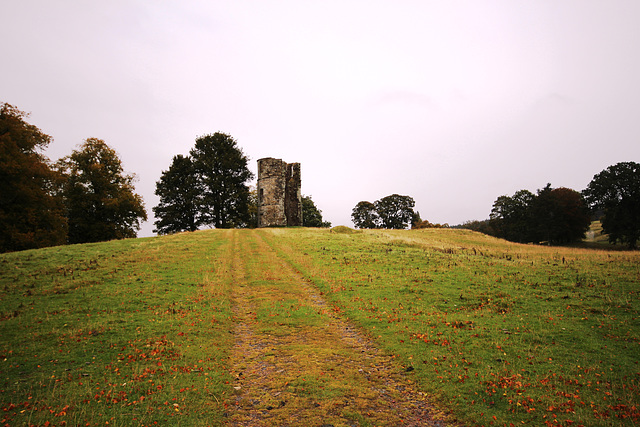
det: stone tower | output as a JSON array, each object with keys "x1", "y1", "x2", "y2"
[{"x1": 257, "y1": 158, "x2": 302, "y2": 227}]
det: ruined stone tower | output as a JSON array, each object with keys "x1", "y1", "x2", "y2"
[{"x1": 257, "y1": 158, "x2": 302, "y2": 227}]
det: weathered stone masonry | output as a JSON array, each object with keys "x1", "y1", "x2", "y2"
[{"x1": 257, "y1": 158, "x2": 302, "y2": 227}]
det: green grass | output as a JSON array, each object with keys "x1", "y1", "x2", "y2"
[
  {"x1": 263, "y1": 227, "x2": 640, "y2": 426},
  {"x1": 1, "y1": 227, "x2": 639, "y2": 426},
  {"x1": 1, "y1": 231, "x2": 234, "y2": 426}
]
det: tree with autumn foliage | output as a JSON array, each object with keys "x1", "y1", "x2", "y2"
[
  {"x1": 57, "y1": 138, "x2": 147, "y2": 244},
  {"x1": 0, "y1": 103, "x2": 67, "y2": 252}
]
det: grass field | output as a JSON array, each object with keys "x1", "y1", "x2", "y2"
[{"x1": 1, "y1": 228, "x2": 638, "y2": 426}]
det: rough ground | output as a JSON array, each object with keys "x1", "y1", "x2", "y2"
[{"x1": 223, "y1": 230, "x2": 450, "y2": 426}]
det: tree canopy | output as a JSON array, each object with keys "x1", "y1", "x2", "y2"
[
  {"x1": 153, "y1": 155, "x2": 199, "y2": 235},
  {"x1": 352, "y1": 194, "x2": 416, "y2": 229},
  {"x1": 374, "y1": 194, "x2": 416, "y2": 229},
  {"x1": 351, "y1": 201, "x2": 379, "y2": 229},
  {"x1": 58, "y1": 138, "x2": 147, "y2": 244},
  {"x1": 583, "y1": 162, "x2": 640, "y2": 249},
  {"x1": 154, "y1": 133, "x2": 254, "y2": 232},
  {"x1": 490, "y1": 190, "x2": 536, "y2": 243},
  {"x1": 489, "y1": 185, "x2": 590, "y2": 245},
  {"x1": 0, "y1": 103, "x2": 67, "y2": 252},
  {"x1": 191, "y1": 133, "x2": 254, "y2": 228},
  {"x1": 533, "y1": 185, "x2": 591, "y2": 245}
]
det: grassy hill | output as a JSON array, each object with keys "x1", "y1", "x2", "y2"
[{"x1": 1, "y1": 228, "x2": 638, "y2": 426}]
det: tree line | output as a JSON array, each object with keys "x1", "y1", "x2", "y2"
[
  {"x1": 480, "y1": 185, "x2": 591, "y2": 245},
  {"x1": 350, "y1": 171, "x2": 639, "y2": 249},
  {"x1": 460, "y1": 163, "x2": 640, "y2": 249},
  {"x1": 2, "y1": 101, "x2": 638, "y2": 251}
]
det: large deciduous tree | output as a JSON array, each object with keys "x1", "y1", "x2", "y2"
[
  {"x1": 583, "y1": 162, "x2": 640, "y2": 249},
  {"x1": 375, "y1": 194, "x2": 416, "y2": 229},
  {"x1": 58, "y1": 138, "x2": 147, "y2": 244},
  {"x1": 153, "y1": 155, "x2": 199, "y2": 235},
  {"x1": 0, "y1": 103, "x2": 67, "y2": 252},
  {"x1": 351, "y1": 201, "x2": 379, "y2": 229},
  {"x1": 489, "y1": 190, "x2": 536, "y2": 243},
  {"x1": 532, "y1": 185, "x2": 591, "y2": 245},
  {"x1": 189, "y1": 133, "x2": 253, "y2": 228},
  {"x1": 352, "y1": 195, "x2": 416, "y2": 229}
]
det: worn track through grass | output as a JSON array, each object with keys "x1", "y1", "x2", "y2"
[{"x1": 224, "y1": 229, "x2": 446, "y2": 426}]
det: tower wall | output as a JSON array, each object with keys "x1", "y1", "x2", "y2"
[
  {"x1": 285, "y1": 162, "x2": 302, "y2": 226},
  {"x1": 257, "y1": 158, "x2": 302, "y2": 227}
]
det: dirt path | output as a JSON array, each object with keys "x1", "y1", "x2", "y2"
[{"x1": 224, "y1": 230, "x2": 448, "y2": 426}]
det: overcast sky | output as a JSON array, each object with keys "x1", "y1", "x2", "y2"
[{"x1": 2, "y1": 1, "x2": 639, "y2": 236}]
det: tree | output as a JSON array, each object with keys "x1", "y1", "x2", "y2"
[
  {"x1": 489, "y1": 190, "x2": 536, "y2": 243},
  {"x1": 532, "y1": 185, "x2": 591, "y2": 245},
  {"x1": 153, "y1": 155, "x2": 199, "y2": 235},
  {"x1": 490, "y1": 185, "x2": 591, "y2": 245},
  {"x1": 351, "y1": 201, "x2": 379, "y2": 229},
  {"x1": 302, "y1": 195, "x2": 331, "y2": 227},
  {"x1": 374, "y1": 194, "x2": 416, "y2": 229},
  {"x1": 190, "y1": 133, "x2": 253, "y2": 228},
  {"x1": 583, "y1": 162, "x2": 640, "y2": 249},
  {"x1": 58, "y1": 138, "x2": 147, "y2": 244},
  {"x1": 0, "y1": 103, "x2": 67, "y2": 252}
]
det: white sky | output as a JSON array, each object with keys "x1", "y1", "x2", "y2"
[{"x1": 2, "y1": 1, "x2": 639, "y2": 236}]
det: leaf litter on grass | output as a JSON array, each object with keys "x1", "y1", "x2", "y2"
[
  {"x1": 0, "y1": 232, "x2": 234, "y2": 426},
  {"x1": 6, "y1": 227, "x2": 635, "y2": 426},
  {"x1": 265, "y1": 227, "x2": 640, "y2": 427}
]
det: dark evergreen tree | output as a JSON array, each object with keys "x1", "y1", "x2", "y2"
[
  {"x1": 189, "y1": 133, "x2": 254, "y2": 228},
  {"x1": 58, "y1": 138, "x2": 147, "y2": 244},
  {"x1": 153, "y1": 155, "x2": 199, "y2": 234},
  {"x1": 0, "y1": 103, "x2": 67, "y2": 252},
  {"x1": 583, "y1": 162, "x2": 640, "y2": 249}
]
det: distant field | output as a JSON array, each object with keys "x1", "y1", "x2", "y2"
[
  {"x1": 1, "y1": 228, "x2": 638, "y2": 426},
  {"x1": 583, "y1": 221, "x2": 611, "y2": 246}
]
